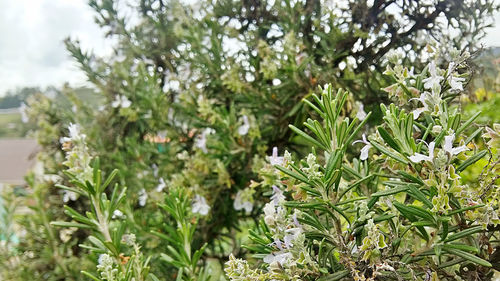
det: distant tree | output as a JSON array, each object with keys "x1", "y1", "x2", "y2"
[{"x1": 0, "y1": 87, "x2": 40, "y2": 109}]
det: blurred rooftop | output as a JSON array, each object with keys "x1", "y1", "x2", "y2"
[{"x1": 0, "y1": 139, "x2": 37, "y2": 185}]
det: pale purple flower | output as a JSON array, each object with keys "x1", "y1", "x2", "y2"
[
  {"x1": 352, "y1": 134, "x2": 372, "y2": 160},
  {"x1": 192, "y1": 195, "x2": 210, "y2": 216},
  {"x1": 283, "y1": 227, "x2": 302, "y2": 248},
  {"x1": 263, "y1": 251, "x2": 293, "y2": 265},
  {"x1": 237, "y1": 115, "x2": 250, "y2": 136},
  {"x1": 409, "y1": 141, "x2": 435, "y2": 163},
  {"x1": 443, "y1": 134, "x2": 468, "y2": 156},
  {"x1": 271, "y1": 185, "x2": 285, "y2": 206},
  {"x1": 271, "y1": 238, "x2": 283, "y2": 250},
  {"x1": 269, "y1": 147, "x2": 284, "y2": 166}
]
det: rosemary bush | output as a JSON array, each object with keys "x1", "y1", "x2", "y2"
[{"x1": 1, "y1": 1, "x2": 500, "y2": 281}]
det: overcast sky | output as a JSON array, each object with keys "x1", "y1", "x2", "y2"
[
  {"x1": 1, "y1": 0, "x2": 500, "y2": 97},
  {"x1": 0, "y1": 0, "x2": 112, "y2": 96}
]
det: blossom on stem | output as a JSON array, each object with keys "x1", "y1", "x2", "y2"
[
  {"x1": 270, "y1": 185, "x2": 285, "y2": 206},
  {"x1": 60, "y1": 123, "x2": 86, "y2": 144},
  {"x1": 156, "y1": 177, "x2": 166, "y2": 192},
  {"x1": 111, "y1": 95, "x2": 131, "y2": 108},
  {"x1": 447, "y1": 62, "x2": 465, "y2": 91},
  {"x1": 352, "y1": 134, "x2": 372, "y2": 160},
  {"x1": 233, "y1": 189, "x2": 253, "y2": 213},
  {"x1": 237, "y1": 115, "x2": 250, "y2": 136},
  {"x1": 409, "y1": 141, "x2": 435, "y2": 163},
  {"x1": 443, "y1": 134, "x2": 467, "y2": 156},
  {"x1": 410, "y1": 92, "x2": 431, "y2": 119},
  {"x1": 138, "y1": 188, "x2": 148, "y2": 207},
  {"x1": 195, "y1": 128, "x2": 215, "y2": 153},
  {"x1": 355, "y1": 102, "x2": 367, "y2": 121},
  {"x1": 423, "y1": 61, "x2": 443, "y2": 91},
  {"x1": 192, "y1": 195, "x2": 210, "y2": 215},
  {"x1": 263, "y1": 251, "x2": 293, "y2": 265},
  {"x1": 269, "y1": 147, "x2": 284, "y2": 166},
  {"x1": 62, "y1": 190, "x2": 78, "y2": 203},
  {"x1": 112, "y1": 209, "x2": 125, "y2": 219}
]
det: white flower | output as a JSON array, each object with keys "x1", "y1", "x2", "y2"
[
  {"x1": 409, "y1": 141, "x2": 435, "y2": 163},
  {"x1": 43, "y1": 174, "x2": 61, "y2": 183},
  {"x1": 443, "y1": 134, "x2": 468, "y2": 156},
  {"x1": 263, "y1": 202, "x2": 277, "y2": 226},
  {"x1": 423, "y1": 61, "x2": 443, "y2": 91},
  {"x1": 138, "y1": 188, "x2": 148, "y2": 207},
  {"x1": 156, "y1": 177, "x2": 166, "y2": 192},
  {"x1": 111, "y1": 95, "x2": 131, "y2": 108},
  {"x1": 121, "y1": 234, "x2": 136, "y2": 246},
  {"x1": 270, "y1": 185, "x2": 285, "y2": 206},
  {"x1": 269, "y1": 147, "x2": 284, "y2": 166},
  {"x1": 62, "y1": 190, "x2": 78, "y2": 203},
  {"x1": 233, "y1": 190, "x2": 253, "y2": 212},
  {"x1": 60, "y1": 123, "x2": 86, "y2": 144},
  {"x1": 355, "y1": 102, "x2": 367, "y2": 121},
  {"x1": 411, "y1": 92, "x2": 431, "y2": 119},
  {"x1": 352, "y1": 134, "x2": 372, "y2": 160},
  {"x1": 447, "y1": 62, "x2": 465, "y2": 91},
  {"x1": 112, "y1": 209, "x2": 125, "y2": 219},
  {"x1": 192, "y1": 195, "x2": 210, "y2": 215},
  {"x1": 237, "y1": 115, "x2": 250, "y2": 136},
  {"x1": 152, "y1": 164, "x2": 159, "y2": 178},
  {"x1": 263, "y1": 251, "x2": 293, "y2": 265},
  {"x1": 19, "y1": 102, "x2": 29, "y2": 123},
  {"x1": 195, "y1": 128, "x2": 215, "y2": 153}
]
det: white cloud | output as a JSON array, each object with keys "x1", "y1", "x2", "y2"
[{"x1": 0, "y1": 0, "x2": 113, "y2": 95}]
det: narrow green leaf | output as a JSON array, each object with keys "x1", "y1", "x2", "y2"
[
  {"x1": 50, "y1": 221, "x2": 93, "y2": 229},
  {"x1": 465, "y1": 128, "x2": 483, "y2": 145},
  {"x1": 456, "y1": 111, "x2": 481, "y2": 136},
  {"x1": 447, "y1": 204, "x2": 485, "y2": 215},
  {"x1": 444, "y1": 226, "x2": 483, "y2": 242},
  {"x1": 289, "y1": 125, "x2": 328, "y2": 151},
  {"x1": 81, "y1": 271, "x2": 101, "y2": 281},
  {"x1": 317, "y1": 270, "x2": 350, "y2": 281},
  {"x1": 370, "y1": 140, "x2": 409, "y2": 164},
  {"x1": 443, "y1": 247, "x2": 491, "y2": 267},
  {"x1": 457, "y1": 150, "x2": 488, "y2": 172},
  {"x1": 372, "y1": 186, "x2": 408, "y2": 197},
  {"x1": 378, "y1": 127, "x2": 400, "y2": 151}
]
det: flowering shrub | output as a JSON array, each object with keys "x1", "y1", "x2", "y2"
[
  {"x1": 1, "y1": 1, "x2": 500, "y2": 281},
  {"x1": 3, "y1": 47, "x2": 497, "y2": 281}
]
